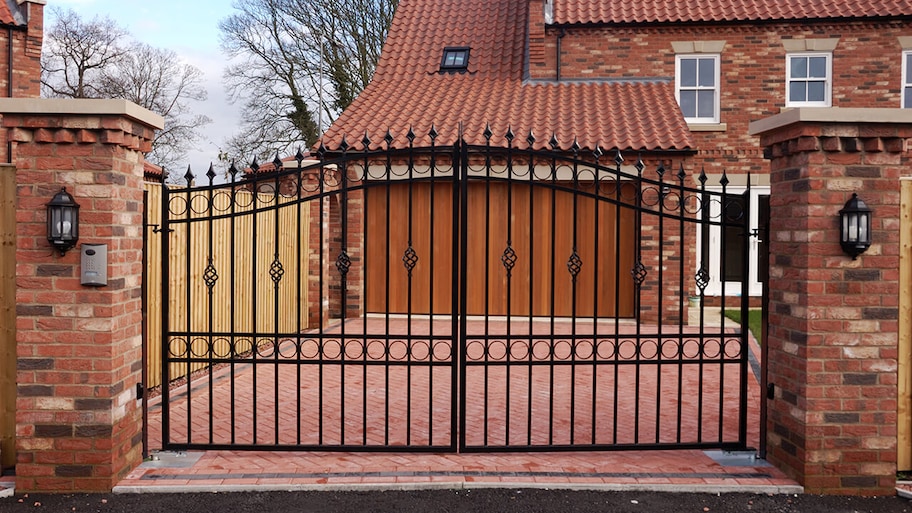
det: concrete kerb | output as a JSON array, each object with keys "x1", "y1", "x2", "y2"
[{"x1": 112, "y1": 481, "x2": 805, "y2": 495}]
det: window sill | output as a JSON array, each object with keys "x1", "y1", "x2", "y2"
[{"x1": 687, "y1": 122, "x2": 727, "y2": 132}]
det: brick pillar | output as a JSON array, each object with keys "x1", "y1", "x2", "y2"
[
  {"x1": 3, "y1": 98, "x2": 163, "y2": 492},
  {"x1": 750, "y1": 108, "x2": 912, "y2": 495}
]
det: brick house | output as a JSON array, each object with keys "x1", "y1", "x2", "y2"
[
  {"x1": 0, "y1": 0, "x2": 43, "y2": 100},
  {"x1": 322, "y1": 0, "x2": 912, "y2": 312}
]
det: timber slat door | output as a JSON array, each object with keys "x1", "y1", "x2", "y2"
[{"x1": 365, "y1": 181, "x2": 636, "y2": 317}]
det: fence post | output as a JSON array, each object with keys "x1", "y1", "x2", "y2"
[{"x1": 0, "y1": 163, "x2": 15, "y2": 470}]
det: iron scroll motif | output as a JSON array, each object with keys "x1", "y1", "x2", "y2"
[
  {"x1": 336, "y1": 250, "x2": 352, "y2": 276},
  {"x1": 402, "y1": 246, "x2": 419, "y2": 276},
  {"x1": 631, "y1": 260, "x2": 647, "y2": 286},
  {"x1": 567, "y1": 250, "x2": 582, "y2": 280},
  {"x1": 695, "y1": 264, "x2": 710, "y2": 292},
  {"x1": 269, "y1": 258, "x2": 285, "y2": 285},
  {"x1": 501, "y1": 245, "x2": 517, "y2": 276},
  {"x1": 202, "y1": 260, "x2": 219, "y2": 290}
]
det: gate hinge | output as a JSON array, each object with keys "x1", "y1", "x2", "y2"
[{"x1": 136, "y1": 382, "x2": 145, "y2": 400}]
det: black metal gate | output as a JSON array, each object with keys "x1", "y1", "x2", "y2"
[{"x1": 154, "y1": 130, "x2": 753, "y2": 452}]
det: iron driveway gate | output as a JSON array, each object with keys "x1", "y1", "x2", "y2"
[{"x1": 155, "y1": 130, "x2": 753, "y2": 453}]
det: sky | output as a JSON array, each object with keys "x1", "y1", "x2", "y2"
[{"x1": 50, "y1": 0, "x2": 244, "y2": 173}]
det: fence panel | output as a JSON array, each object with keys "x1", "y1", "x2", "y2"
[
  {"x1": 899, "y1": 178, "x2": 912, "y2": 471},
  {"x1": 145, "y1": 182, "x2": 311, "y2": 388},
  {"x1": 0, "y1": 164, "x2": 16, "y2": 469}
]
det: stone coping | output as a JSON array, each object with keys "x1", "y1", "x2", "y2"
[
  {"x1": 0, "y1": 98, "x2": 164, "y2": 130},
  {"x1": 749, "y1": 107, "x2": 912, "y2": 137}
]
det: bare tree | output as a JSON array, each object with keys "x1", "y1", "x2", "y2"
[
  {"x1": 99, "y1": 44, "x2": 211, "y2": 169},
  {"x1": 219, "y1": 0, "x2": 397, "y2": 162},
  {"x1": 40, "y1": 8, "x2": 128, "y2": 99},
  {"x1": 41, "y1": 8, "x2": 212, "y2": 171}
]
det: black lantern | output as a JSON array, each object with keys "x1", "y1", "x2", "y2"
[
  {"x1": 839, "y1": 193, "x2": 872, "y2": 260},
  {"x1": 46, "y1": 187, "x2": 79, "y2": 255}
]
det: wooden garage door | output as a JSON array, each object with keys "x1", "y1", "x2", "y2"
[{"x1": 364, "y1": 180, "x2": 636, "y2": 317}]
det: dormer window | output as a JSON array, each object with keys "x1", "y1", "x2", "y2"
[{"x1": 441, "y1": 47, "x2": 470, "y2": 72}]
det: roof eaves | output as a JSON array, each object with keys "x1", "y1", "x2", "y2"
[
  {"x1": 523, "y1": 76, "x2": 673, "y2": 86},
  {"x1": 548, "y1": 14, "x2": 912, "y2": 30},
  {"x1": 1, "y1": 0, "x2": 26, "y2": 26}
]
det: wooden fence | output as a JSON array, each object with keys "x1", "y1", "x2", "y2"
[
  {"x1": 0, "y1": 164, "x2": 15, "y2": 469},
  {"x1": 900, "y1": 177, "x2": 912, "y2": 471},
  {"x1": 144, "y1": 182, "x2": 312, "y2": 388}
]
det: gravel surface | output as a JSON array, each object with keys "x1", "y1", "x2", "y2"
[{"x1": 0, "y1": 490, "x2": 910, "y2": 513}]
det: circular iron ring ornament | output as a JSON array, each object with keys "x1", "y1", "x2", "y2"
[
  {"x1": 344, "y1": 339, "x2": 365, "y2": 360},
  {"x1": 388, "y1": 340, "x2": 410, "y2": 361},
  {"x1": 465, "y1": 340, "x2": 487, "y2": 362},
  {"x1": 321, "y1": 339, "x2": 343, "y2": 360},
  {"x1": 168, "y1": 337, "x2": 189, "y2": 358},
  {"x1": 278, "y1": 338, "x2": 298, "y2": 359},
  {"x1": 167, "y1": 196, "x2": 189, "y2": 216},
  {"x1": 433, "y1": 340, "x2": 453, "y2": 361},
  {"x1": 596, "y1": 339, "x2": 618, "y2": 360},
  {"x1": 724, "y1": 338, "x2": 744, "y2": 359},
  {"x1": 509, "y1": 339, "x2": 531, "y2": 361},
  {"x1": 255, "y1": 338, "x2": 277, "y2": 358},
  {"x1": 211, "y1": 191, "x2": 234, "y2": 213},
  {"x1": 410, "y1": 340, "x2": 431, "y2": 361},
  {"x1": 300, "y1": 339, "x2": 321, "y2": 359},
  {"x1": 639, "y1": 339, "x2": 659, "y2": 360},
  {"x1": 190, "y1": 337, "x2": 210, "y2": 358},
  {"x1": 487, "y1": 340, "x2": 508, "y2": 361},
  {"x1": 212, "y1": 337, "x2": 232, "y2": 359}
]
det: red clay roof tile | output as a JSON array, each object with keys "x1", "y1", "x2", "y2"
[
  {"x1": 553, "y1": 0, "x2": 912, "y2": 25},
  {"x1": 323, "y1": 0, "x2": 694, "y2": 152},
  {"x1": 0, "y1": 2, "x2": 15, "y2": 25}
]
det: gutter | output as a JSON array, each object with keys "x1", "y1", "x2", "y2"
[{"x1": 546, "y1": 14, "x2": 912, "y2": 31}]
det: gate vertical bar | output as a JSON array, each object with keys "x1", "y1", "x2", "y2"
[
  {"x1": 295, "y1": 158, "x2": 304, "y2": 445},
  {"x1": 739, "y1": 178, "x2": 752, "y2": 447},
  {"x1": 569, "y1": 142, "x2": 580, "y2": 445},
  {"x1": 457, "y1": 128, "x2": 469, "y2": 451},
  {"x1": 427, "y1": 134, "x2": 436, "y2": 446},
  {"x1": 250, "y1": 168, "x2": 260, "y2": 444},
  {"x1": 183, "y1": 170, "x2": 194, "y2": 445},
  {"x1": 759, "y1": 194, "x2": 771, "y2": 458},
  {"x1": 360, "y1": 138, "x2": 370, "y2": 447},
  {"x1": 160, "y1": 172, "x2": 171, "y2": 448},
  {"x1": 405, "y1": 135, "x2": 415, "y2": 446},
  {"x1": 338, "y1": 147, "x2": 350, "y2": 446},
  {"x1": 141, "y1": 190, "x2": 149, "y2": 458},
  {"x1": 206, "y1": 168, "x2": 217, "y2": 445},
  {"x1": 271, "y1": 167, "x2": 282, "y2": 445},
  {"x1": 654, "y1": 162, "x2": 667, "y2": 445},
  {"x1": 228, "y1": 164, "x2": 239, "y2": 445}
]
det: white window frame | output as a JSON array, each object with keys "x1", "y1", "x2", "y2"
[
  {"x1": 675, "y1": 54, "x2": 721, "y2": 124},
  {"x1": 697, "y1": 186, "x2": 769, "y2": 297},
  {"x1": 786, "y1": 52, "x2": 832, "y2": 107},
  {"x1": 902, "y1": 50, "x2": 912, "y2": 108}
]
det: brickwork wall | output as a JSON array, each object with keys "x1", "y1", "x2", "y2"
[
  {"x1": 11, "y1": 1, "x2": 44, "y2": 98},
  {"x1": 756, "y1": 114, "x2": 910, "y2": 495},
  {"x1": 7, "y1": 108, "x2": 158, "y2": 492},
  {"x1": 530, "y1": 18, "x2": 912, "y2": 180}
]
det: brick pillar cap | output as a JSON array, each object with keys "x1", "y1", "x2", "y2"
[
  {"x1": 0, "y1": 98, "x2": 164, "y2": 130},
  {"x1": 749, "y1": 107, "x2": 912, "y2": 137}
]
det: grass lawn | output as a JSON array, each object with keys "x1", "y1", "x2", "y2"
[{"x1": 724, "y1": 309, "x2": 763, "y2": 343}]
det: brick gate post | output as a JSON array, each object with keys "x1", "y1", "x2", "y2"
[
  {"x1": 750, "y1": 108, "x2": 912, "y2": 495},
  {"x1": 2, "y1": 98, "x2": 163, "y2": 492}
]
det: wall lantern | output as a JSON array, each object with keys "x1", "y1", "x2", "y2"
[
  {"x1": 839, "y1": 193, "x2": 872, "y2": 260},
  {"x1": 46, "y1": 187, "x2": 79, "y2": 255}
]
